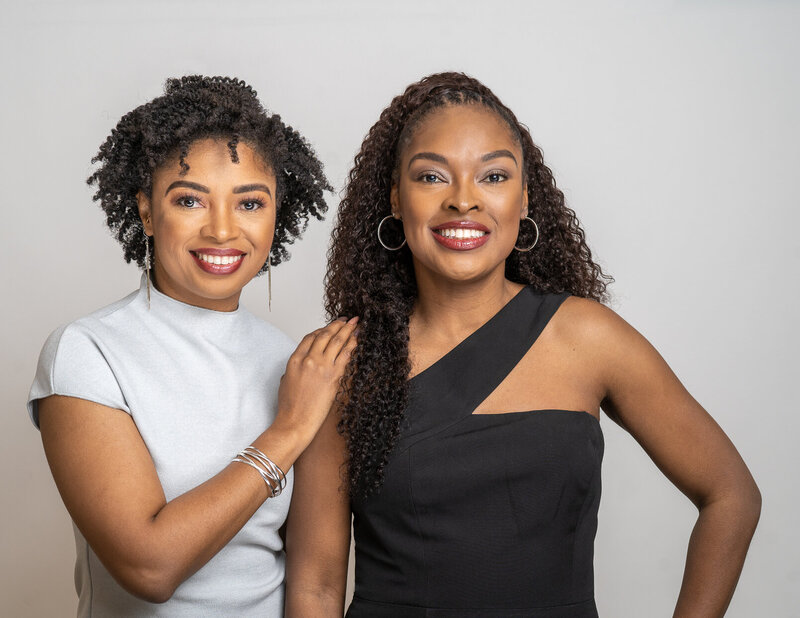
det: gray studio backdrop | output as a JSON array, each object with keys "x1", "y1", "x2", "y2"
[{"x1": 1, "y1": 1, "x2": 797, "y2": 616}]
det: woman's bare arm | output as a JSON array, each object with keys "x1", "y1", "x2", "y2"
[
  {"x1": 568, "y1": 299, "x2": 761, "y2": 617},
  {"x1": 284, "y1": 403, "x2": 351, "y2": 617},
  {"x1": 39, "y1": 318, "x2": 358, "y2": 604}
]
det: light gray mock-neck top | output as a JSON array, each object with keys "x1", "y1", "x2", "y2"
[{"x1": 29, "y1": 276, "x2": 295, "y2": 617}]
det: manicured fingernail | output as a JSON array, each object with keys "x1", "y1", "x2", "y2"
[
  {"x1": 337, "y1": 316, "x2": 347, "y2": 322},
  {"x1": 353, "y1": 327, "x2": 360, "y2": 337},
  {"x1": 348, "y1": 316, "x2": 359, "y2": 324}
]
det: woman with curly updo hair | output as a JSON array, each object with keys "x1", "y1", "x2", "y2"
[
  {"x1": 28, "y1": 76, "x2": 358, "y2": 616},
  {"x1": 286, "y1": 72, "x2": 760, "y2": 617}
]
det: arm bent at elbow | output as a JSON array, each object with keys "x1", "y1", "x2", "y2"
[
  {"x1": 39, "y1": 395, "x2": 300, "y2": 602},
  {"x1": 39, "y1": 318, "x2": 360, "y2": 602},
  {"x1": 575, "y1": 300, "x2": 760, "y2": 616}
]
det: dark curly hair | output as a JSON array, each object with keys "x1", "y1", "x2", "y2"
[
  {"x1": 87, "y1": 75, "x2": 331, "y2": 271},
  {"x1": 325, "y1": 71, "x2": 612, "y2": 498}
]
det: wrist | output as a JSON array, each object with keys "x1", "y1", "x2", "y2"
[{"x1": 256, "y1": 415, "x2": 316, "y2": 466}]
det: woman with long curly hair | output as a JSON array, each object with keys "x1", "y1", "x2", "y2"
[
  {"x1": 28, "y1": 76, "x2": 357, "y2": 616},
  {"x1": 286, "y1": 72, "x2": 761, "y2": 617}
]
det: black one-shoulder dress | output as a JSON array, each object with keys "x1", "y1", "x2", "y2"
[{"x1": 347, "y1": 288, "x2": 603, "y2": 618}]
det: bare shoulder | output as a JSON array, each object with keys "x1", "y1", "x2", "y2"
[
  {"x1": 550, "y1": 295, "x2": 637, "y2": 351},
  {"x1": 548, "y1": 296, "x2": 659, "y2": 402}
]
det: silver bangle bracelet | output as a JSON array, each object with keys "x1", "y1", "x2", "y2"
[
  {"x1": 232, "y1": 446, "x2": 287, "y2": 498},
  {"x1": 243, "y1": 447, "x2": 287, "y2": 493}
]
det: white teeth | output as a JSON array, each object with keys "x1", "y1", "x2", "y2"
[
  {"x1": 437, "y1": 228, "x2": 486, "y2": 239},
  {"x1": 196, "y1": 253, "x2": 243, "y2": 265}
]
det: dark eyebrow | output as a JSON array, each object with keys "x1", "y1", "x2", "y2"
[
  {"x1": 164, "y1": 180, "x2": 209, "y2": 196},
  {"x1": 233, "y1": 183, "x2": 272, "y2": 197},
  {"x1": 407, "y1": 152, "x2": 448, "y2": 169},
  {"x1": 481, "y1": 149, "x2": 518, "y2": 167},
  {"x1": 164, "y1": 181, "x2": 273, "y2": 197}
]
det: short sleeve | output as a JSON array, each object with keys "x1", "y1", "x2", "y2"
[{"x1": 28, "y1": 324, "x2": 130, "y2": 428}]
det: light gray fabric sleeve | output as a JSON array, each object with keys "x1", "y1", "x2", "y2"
[{"x1": 27, "y1": 324, "x2": 130, "y2": 428}]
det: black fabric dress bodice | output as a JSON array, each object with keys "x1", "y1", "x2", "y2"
[{"x1": 347, "y1": 288, "x2": 604, "y2": 618}]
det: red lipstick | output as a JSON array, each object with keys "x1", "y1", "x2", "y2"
[
  {"x1": 430, "y1": 221, "x2": 490, "y2": 251},
  {"x1": 190, "y1": 248, "x2": 246, "y2": 275}
]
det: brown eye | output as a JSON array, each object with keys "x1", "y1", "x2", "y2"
[
  {"x1": 240, "y1": 199, "x2": 265, "y2": 211},
  {"x1": 176, "y1": 195, "x2": 201, "y2": 208},
  {"x1": 420, "y1": 173, "x2": 442, "y2": 183}
]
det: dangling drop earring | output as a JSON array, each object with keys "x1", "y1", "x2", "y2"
[
  {"x1": 143, "y1": 229, "x2": 152, "y2": 309},
  {"x1": 267, "y1": 254, "x2": 272, "y2": 312}
]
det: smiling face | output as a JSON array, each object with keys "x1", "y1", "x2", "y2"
[
  {"x1": 391, "y1": 104, "x2": 528, "y2": 286},
  {"x1": 137, "y1": 138, "x2": 277, "y2": 311}
]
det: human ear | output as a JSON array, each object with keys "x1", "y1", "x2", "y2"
[
  {"x1": 390, "y1": 183, "x2": 401, "y2": 220},
  {"x1": 137, "y1": 191, "x2": 154, "y2": 236},
  {"x1": 520, "y1": 184, "x2": 529, "y2": 219}
]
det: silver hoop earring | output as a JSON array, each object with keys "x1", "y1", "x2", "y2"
[
  {"x1": 143, "y1": 229, "x2": 152, "y2": 308},
  {"x1": 514, "y1": 216, "x2": 539, "y2": 252},
  {"x1": 377, "y1": 215, "x2": 406, "y2": 251}
]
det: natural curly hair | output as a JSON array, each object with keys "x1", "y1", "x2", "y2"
[
  {"x1": 87, "y1": 75, "x2": 331, "y2": 271},
  {"x1": 326, "y1": 71, "x2": 612, "y2": 498}
]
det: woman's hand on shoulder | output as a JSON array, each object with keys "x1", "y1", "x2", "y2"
[
  {"x1": 34, "y1": 320, "x2": 357, "y2": 606},
  {"x1": 281, "y1": 320, "x2": 356, "y2": 616},
  {"x1": 272, "y1": 317, "x2": 359, "y2": 446}
]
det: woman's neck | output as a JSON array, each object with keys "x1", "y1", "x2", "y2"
[{"x1": 411, "y1": 267, "x2": 524, "y2": 345}]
